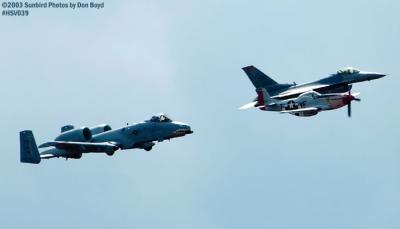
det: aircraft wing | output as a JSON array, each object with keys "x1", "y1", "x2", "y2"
[
  {"x1": 40, "y1": 153, "x2": 58, "y2": 159},
  {"x1": 272, "y1": 84, "x2": 329, "y2": 99},
  {"x1": 38, "y1": 141, "x2": 120, "y2": 153},
  {"x1": 280, "y1": 107, "x2": 320, "y2": 113},
  {"x1": 239, "y1": 101, "x2": 275, "y2": 110},
  {"x1": 239, "y1": 101, "x2": 257, "y2": 110}
]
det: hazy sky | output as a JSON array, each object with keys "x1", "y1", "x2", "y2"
[{"x1": 1, "y1": 1, "x2": 399, "y2": 228}]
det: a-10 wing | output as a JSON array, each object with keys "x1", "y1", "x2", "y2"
[
  {"x1": 39, "y1": 141, "x2": 120, "y2": 153},
  {"x1": 40, "y1": 153, "x2": 58, "y2": 159}
]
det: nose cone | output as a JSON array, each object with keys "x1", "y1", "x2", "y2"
[
  {"x1": 179, "y1": 123, "x2": 193, "y2": 134},
  {"x1": 366, "y1": 72, "x2": 386, "y2": 81},
  {"x1": 182, "y1": 124, "x2": 193, "y2": 134},
  {"x1": 343, "y1": 94, "x2": 355, "y2": 104},
  {"x1": 373, "y1": 73, "x2": 386, "y2": 79},
  {"x1": 171, "y1": 122, "x2": 193, "y2": 137},
  {"x1": 341, "y1": 95, "x2": 352, "y2": 106},
  {"x1": 342, "y1": 93, "x2": 360, "y2": 104}
]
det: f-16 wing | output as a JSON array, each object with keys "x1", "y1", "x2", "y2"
[
  {"x1": 280, "y1": 107, "x2": 320, "y2": 113},
  {"x1": 272, "y1": 84, "x2": 329, "y2": 99},
  {"x1": 38, "y1": 141, "x2": 120, "y2": 153}
]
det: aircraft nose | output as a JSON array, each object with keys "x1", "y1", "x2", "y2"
[
  {"x1": 342, "y1": 94, "x2": 354, "y2": 104},
  {"x1": 181, "y1": 124, "x2": 193, "y2": 134},
  {"x1": 369, "y1": 72, "x2": 386, "y2": 80},
  {"x1": 171, "y1": 122, "x2": 193, "y2": 136}
]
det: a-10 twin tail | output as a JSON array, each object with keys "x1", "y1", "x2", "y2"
[{"x1": 20, "y1": 114, "x2": 193, "y2": 164}]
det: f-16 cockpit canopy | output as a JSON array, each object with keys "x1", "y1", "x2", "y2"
[
  {"x1": 149, "y1": 113, "x2": 173, "y2": 123},
  {"x1": 337, "y1": 67, "x2": 360, "y2": 75}
]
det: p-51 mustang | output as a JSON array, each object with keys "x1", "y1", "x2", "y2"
[
  {"x1": 242, "y1": 66, "x2": 385, "y2": 99},
  {"x1": 240, "y1": 88, "x2": 360, "y2": 117},
  {"x1": 20, "y1": 114, "x2": 193, "y2": 164}
]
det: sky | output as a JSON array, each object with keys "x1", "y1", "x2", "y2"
[{"x1": 0, "y1": 0, "x2": 399, "y2": 228}]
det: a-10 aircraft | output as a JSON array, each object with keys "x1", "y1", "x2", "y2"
[
  {"x1": 242, "y1": 66, "x2": 385, "y2": 99},
  {"x1": 20, "y1": 114, "x2": 193, "y2": 164},
  {"x1": 240, "y1": 88, "x2": 360, "y2": 117}
]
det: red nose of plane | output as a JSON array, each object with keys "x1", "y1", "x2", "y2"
[{"x1": 343, "y1": 94, "x2": 355, "y2": 104}]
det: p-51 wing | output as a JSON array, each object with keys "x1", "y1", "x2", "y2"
[
  {"x1": 239, "y1": 101, "x2": 258, "y2": 110},
  {"x1": 280, "y1": 107, "x2": 320, "y2": 113},
  {"x1": 39, "y1": 141, "x2": 120, "y2": 153}
]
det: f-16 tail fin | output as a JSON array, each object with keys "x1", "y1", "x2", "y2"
[
  {"x1": 20, "y1": 130, "x2": 41, "y2": 164},
  {"x1": 242, "y1": 66, "x2": 278, "y2": 89}
]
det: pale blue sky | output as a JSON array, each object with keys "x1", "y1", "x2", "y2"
[{"x1": 1, "y1": 1, "x2": 399, "y2": 228}]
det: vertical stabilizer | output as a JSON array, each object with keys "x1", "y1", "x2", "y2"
[
  {"x1": 20, "y1": 130, "x2": 41, "y2": 164},
  {"x1": 256, "y1": 88, "x2": 276, "y2": 105},
  {"x1": 242, "y1": 66, "x2": 279, "y2": 89}
]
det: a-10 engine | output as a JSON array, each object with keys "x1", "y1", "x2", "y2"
[
  {"x1": 55, "y1": 126, "x2": 92, "y2": 142},
  {"x1": 90, "y1": 124, "x2": 112, "y2": 135},
  {"x1": 55, "y1": 124, "x2": 112, "y2": 142}
]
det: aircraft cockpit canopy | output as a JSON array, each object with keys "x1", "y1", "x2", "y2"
[
  {"x1": 149, "y1": 113, "x2": 173, "y2": 123},
  {"x1": 299, "y1": 91, "x2": 321, "y2": 99},
  {"x1": 337, "y1": 67, "x2": 360, "y2": 75}
]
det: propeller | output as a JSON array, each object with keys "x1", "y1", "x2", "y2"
[
  {"x1": 347, "y1": 100, "x2": 352, "y2": 117},
  {"x1": 347, "y1": 90, "x2": 361, "y2": 117}
]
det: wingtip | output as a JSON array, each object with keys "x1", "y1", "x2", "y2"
[
  {"x1": 242, "y1": 65, "x2": 254, "y2": 70},
  {"x1": 239, "y1": 101, "x2": 257, "y2": 110}
]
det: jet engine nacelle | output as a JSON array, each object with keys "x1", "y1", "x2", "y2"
[
  {"x1": 55, "y1": 127, "x2": 92, "y2": 142},
  {"x1": 90, "y1": 124, "x2": 112, "y2": 135}
]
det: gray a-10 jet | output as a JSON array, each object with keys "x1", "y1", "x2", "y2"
[
  {"x1": 240, "y1": 88, "x2": 360, "y2": 117},
  {"x1": 242, "y1": 66, "x2": 385, "y2": 100},
  {"x1": 20, "y1": 114, "x2": 193, "y2": 164}
]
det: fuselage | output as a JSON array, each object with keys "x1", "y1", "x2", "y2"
[
  {"x1": 91, "y1": 121, "x2": 192, "y2": 149},
  {"x1": 263, "y1": 91, "x2": 357, "y2": 116}
]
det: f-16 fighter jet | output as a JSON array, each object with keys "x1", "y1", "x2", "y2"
[
  {"x1": 20, "y1": 114, "x2": 193, "y2": 164},
  {"x1": 240, "y1": 88, "x2": 360, "y2": 117},
  {"x1": 242, "y1": 66, "x2": 385, "y2": 99}
]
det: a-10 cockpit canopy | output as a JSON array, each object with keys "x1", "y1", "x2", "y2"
[
  {"x1": 337, "y1": 67, "x2": 360, "y2": 75},
  {"x1": 149, "y1": 113, "x2": 173, "y2": 123}
]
